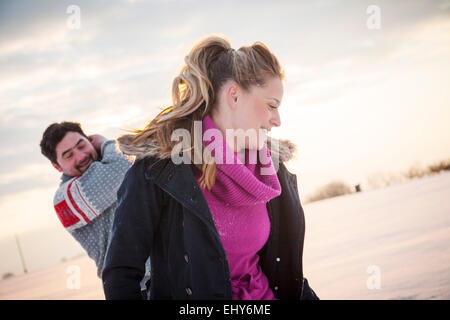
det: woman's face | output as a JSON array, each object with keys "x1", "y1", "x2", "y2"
[{"x1": 232, "y1": 76, "x2": 283, "y2": 150}]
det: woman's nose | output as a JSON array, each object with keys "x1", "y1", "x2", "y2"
[{"x1": 270, "y1": 109, "x2": 281, "y2": 127}]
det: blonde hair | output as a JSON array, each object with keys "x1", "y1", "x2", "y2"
[{"x1": 120, "y1": 35, "x2": 284, "y2": 190}]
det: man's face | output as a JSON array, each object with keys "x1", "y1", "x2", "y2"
[{"x1": 52, "y1": 131, "x2": 99, "y2": 177}]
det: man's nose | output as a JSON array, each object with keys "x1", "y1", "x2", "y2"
[{"x1": 74, "y1": 149, "x2": 87, "y2": 163}]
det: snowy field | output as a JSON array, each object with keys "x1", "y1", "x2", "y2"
[
  {"x1": 0, "y1": 172, "x2": 449, "y2": 300},
  {"x1": 303, "y1": 171, "x2": 450, "y2": 299}
]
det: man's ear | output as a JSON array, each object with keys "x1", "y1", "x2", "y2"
[{"x1": 51, "y1": 162, "x2": 62, "y2": 173}]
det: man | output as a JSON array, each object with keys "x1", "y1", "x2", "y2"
[{"x1": 40, "y1": 121, "x2": 150, "y2": 297}]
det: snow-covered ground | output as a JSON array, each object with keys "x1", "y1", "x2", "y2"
[
  {"x1": 303, "y1": 171, "x2": 450, "y2": 299},
  {"x1": 0, "y1": 172, "x2": 449, "y2": 299},
  {"x1": 0, "y1": 254, "x2": 103, "y2": 300}
]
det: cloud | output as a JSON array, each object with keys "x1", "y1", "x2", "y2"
[{"x1": 0, "y1": 0, "x2": 449, "y2": 220}]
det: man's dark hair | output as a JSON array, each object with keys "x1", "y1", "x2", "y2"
[{"x1": 40, "y1": 121, "x2": 88, "y2": 164}]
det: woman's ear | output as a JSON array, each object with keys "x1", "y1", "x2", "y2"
[{"x1": 226, "y1": 83, "x2": 240, "y2": 109}]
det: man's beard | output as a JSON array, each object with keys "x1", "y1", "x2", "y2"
[{"x1": 76, "y1": 155, "x2": 94, "y2": 174}]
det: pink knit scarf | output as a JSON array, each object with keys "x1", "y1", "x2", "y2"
[
  {"x1": 200, "y1": 115, "x2": 281, "y2": 206},
  {"x1": 195, "y1": 115, "x2": 281, "y2": 300}
]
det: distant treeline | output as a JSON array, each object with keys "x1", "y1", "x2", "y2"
[
  {"x1": 404, "y1": 159, "x2": 450, "y2": 179},
  {"x1": 305, "y1": 158, "x2": 450, "y2": 203}
]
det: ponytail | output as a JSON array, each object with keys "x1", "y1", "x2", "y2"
[{"x1": 119, "y1": 34, "x2": 284, "y2": 190}]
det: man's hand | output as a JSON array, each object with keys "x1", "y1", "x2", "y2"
[{"x1": 88, "y1": 134, "x2": 107, "y2": 156}]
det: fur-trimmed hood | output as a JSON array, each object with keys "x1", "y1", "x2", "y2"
[{"x1": 118, "y1": 134, "x2": 297, "y2": 164}]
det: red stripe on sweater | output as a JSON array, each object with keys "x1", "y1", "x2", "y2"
[
  {"x1": 67, "y1": 177, "x2": 91, "y2": 224},
  {"x1": 74, "y1": 181, "x2": 98, "y2": 217}
]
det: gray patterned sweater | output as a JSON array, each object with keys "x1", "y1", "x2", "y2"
[{"x1": 53, "y1": 139, "x2": 150, "y2": 284}]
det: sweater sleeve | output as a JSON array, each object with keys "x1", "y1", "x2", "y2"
[
  {"x1": 102, "y1": 159, "x2": 161, "y2": 300},
  {"x1": 75, "y1": 139, "x2": 133, "y2": 215},
  {"x1": 53, "y1": 139, "x2": 133, "y2": 232}
]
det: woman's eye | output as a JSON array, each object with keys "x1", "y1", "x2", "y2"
[{"x1": 268, "y1": 105, "x2": 276, "y2": 110}]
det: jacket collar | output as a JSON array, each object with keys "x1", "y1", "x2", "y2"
[
  {"x1": 60, "y1": 173, "x2": 74, "y2": 185},
  {"x1": 144, "y1": 157, "x2": 218, "y2": 232},
  {"x1": 118, "y1": 133, "x2": 297, "y2": 164},
  {"x1": 123, "y1": 126, "x2": 298, "y2": 231}
]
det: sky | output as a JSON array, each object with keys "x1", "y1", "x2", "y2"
[{"x1": 0, "y1": 0, "x2": 449, "y2": 275}]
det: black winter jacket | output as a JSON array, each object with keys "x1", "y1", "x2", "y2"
[{"x1": 102, "y1": 143, "x2": 318, "y2": 300}]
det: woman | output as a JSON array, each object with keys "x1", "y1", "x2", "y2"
[{"x1": 102, "y1": 35, "x2": 318, "y2": 300}]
